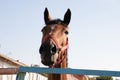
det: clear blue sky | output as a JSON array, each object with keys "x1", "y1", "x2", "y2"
[{"x1": 0, "y1": 0, "x2": 120, "y2": 71}]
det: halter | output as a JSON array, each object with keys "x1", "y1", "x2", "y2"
[
  {"x1": 41, "y1": 23, "x2": 68, "y2": 68},
  {"x1": 42, "y1": 34, "x2": 68, "y2": 51}
]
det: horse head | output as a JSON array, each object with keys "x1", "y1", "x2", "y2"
[{"x1": 39, "y1": 8, "x2": 71, "y2": 66}]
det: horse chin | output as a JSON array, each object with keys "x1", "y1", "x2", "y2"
[
  {"x1": 41, "y1": 60, "x2": 54, "y2": 66},
  {"x1": 41, "y1": 53, "x2": 58, "y2": 66}
]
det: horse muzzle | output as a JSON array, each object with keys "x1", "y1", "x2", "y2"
[{"x1": 39, "y1": 42, "x2": 59, "y2": 66}]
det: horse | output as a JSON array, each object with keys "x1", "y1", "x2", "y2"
[{"x1": 39, "y1": 8, "x2": 88, "y2": 80}]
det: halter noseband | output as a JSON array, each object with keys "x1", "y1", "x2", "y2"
[{"x1": 42, "y1": 34, "x2": 68, "y2": 51}]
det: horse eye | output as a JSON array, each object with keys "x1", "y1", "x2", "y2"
[
  {"x1": 41, "y1": 29, "x2": 43, "y2": 32},
  {"x1": 41, "y1": 28, "x2": 44, "y2": 32},
  {"x1": 41, "y1": 27, "x2": 46, "y2": 32},
  {"x1": 64, "y1": 31, "x2": 68, "y2": 35}
]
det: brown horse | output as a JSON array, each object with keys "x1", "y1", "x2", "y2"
[{"x1": 39, "y1": 8, "x2": 88, "y2": 80}]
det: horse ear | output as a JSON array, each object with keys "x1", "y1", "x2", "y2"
[
  {"x1": 63, "y1": 9, "x2": 71, "y2": 25},
  {"x1": 44, "y1": 8, "x2": 51, "y2": 25}
]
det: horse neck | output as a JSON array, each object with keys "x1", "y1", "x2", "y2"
[{"x1": 48, "y1": 51, "x2": 67, "y2": 80}]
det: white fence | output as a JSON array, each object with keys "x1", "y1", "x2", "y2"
[{"x1": 0, "y1": 68, "x2": 47, "y2": 80}]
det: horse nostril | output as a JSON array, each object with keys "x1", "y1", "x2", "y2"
[
  {"x1": 51, "y1": 44, "x2": 57, "y2": 55},
  {"x1": 39, "y1": 45, "x2": 44, "y2": 54}
]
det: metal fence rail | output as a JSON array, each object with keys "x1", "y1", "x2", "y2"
[{"x1": 16, "y1": 66, "x2": 120, "y2": 80}]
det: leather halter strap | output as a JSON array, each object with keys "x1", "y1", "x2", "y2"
[
  {"x1": 42, "y1": 34, "x2": 68, "y2": 52},
  {"x1": 42, "y1": 33, "x2": 68, "y2": 68}
]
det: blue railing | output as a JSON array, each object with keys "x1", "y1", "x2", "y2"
[{"x1": 16, "y1": 66, "x2": 120, "y2": 80}]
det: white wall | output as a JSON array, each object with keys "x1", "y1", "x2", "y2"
[{"x1": 0, "y1": 59, "x2": 47, "y2": 80}]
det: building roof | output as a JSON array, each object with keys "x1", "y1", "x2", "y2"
[{"x1": 0, "y1": 53, "x2": 27, "y2": 66}]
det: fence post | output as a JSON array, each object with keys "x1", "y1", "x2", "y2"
[{"x1": 16, "y1": 72, "x2": 26, "y2": 80}]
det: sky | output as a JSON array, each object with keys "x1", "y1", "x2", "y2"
[{"x1": 0, "y1": 0, "x2": 120, "y2": 71}]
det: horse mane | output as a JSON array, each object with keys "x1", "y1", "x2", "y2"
[{"x1": 45, "y1": 19, "x2": 67, "y2": 26}]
